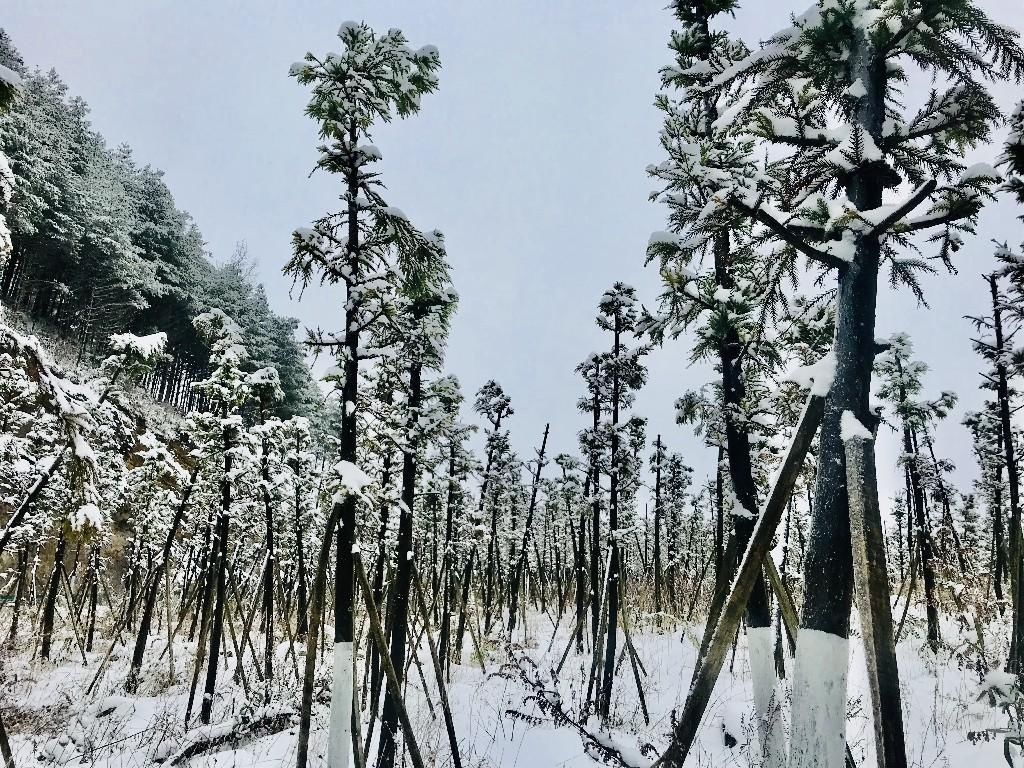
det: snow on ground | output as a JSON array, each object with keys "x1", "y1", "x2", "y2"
[{"x1": 0, "y1": 609, "x2": 1013, "y2": 768}]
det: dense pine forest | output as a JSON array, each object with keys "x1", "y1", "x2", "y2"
[{"x1": 1, "y1": 2, "x2": 1024, "y2": 768}]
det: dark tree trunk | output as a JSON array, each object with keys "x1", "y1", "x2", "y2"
[
  {"x1": 575, "y1": 470, "x2": 589, "y2": 653},
  {"x1": 589, "y1": 363, "x2": 602, "y2": 652},
  {"x1": 991, "y1": 274, "x2": 1024, "y2": 670},
  {"x1": 85, "y1": 545, "x2": 99, "y2": 653},
  {"x1": 438, "y1": 445, "x2": 458, "y2": 669},
  {"x1": 894, "y1": 355, "x2": 940, "y2": 652},
  {"x1": 508, "y1": 425, "x2": 549, "y2": 634},
  {"x1": 6, "y1": 547, "x2": 28, "y2": 647},
  {"x1": 377, "y1": 358, "x2": 422, "y2": 768},
  {"x1": 126, "y1": 467, "x2": 198, "y2": 693},
  {"x1": 200, "y1": 416, "x2": 233, "y2": 724},
  {"x1": 261, "y1": 424, "x2": 276, "y2": 700},
  {"x1": 453, "y1": 409, "x2": 504, "y2": 665},
  {"x1": 40, "y1": 530, "x2": 67, "y2": 661},
  {"x1": 292, "y1": 442, "x2": 309, "y2": 639},
  {"x1": 599, "y1": 319, "x2": 621, "y2": 720}
]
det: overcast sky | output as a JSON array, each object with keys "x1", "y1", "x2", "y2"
[{"x1": 5, "y1": 0, "x2": 1022, "y2": 507}]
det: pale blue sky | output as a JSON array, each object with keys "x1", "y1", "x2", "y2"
[{"x1": 5, "y1": 0, "x2": 1022, "y2": 505}]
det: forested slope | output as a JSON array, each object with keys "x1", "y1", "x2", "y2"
[{"x1": 0, "y1": 30, "x2": 318, "y2": 418}]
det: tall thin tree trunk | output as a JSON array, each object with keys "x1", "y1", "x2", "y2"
[
  {"x1": 200, "y1": 417, "x2": 233, "y2": 724},
  {"x1": 790, "y1": 26, "x2": 882, "y2": 768},
  {"x1": 377, "y1": 358, "x2": 422, "y2": 768},
  {"x1": 40, "y1": 530, "x2": 67, "y2": 661},
  {"x1": 991, "y1": 274, "x2": 1024, "y2": 671},
  {"x1": 508, "y1": 425, "x2": 549, "y2": 635}
]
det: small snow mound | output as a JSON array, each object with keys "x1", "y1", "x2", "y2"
[
  {"x1": 786, "y1": 351, "x2": 836, "y2": 396},
  {"x1": 959, "y1": 162, "x2": 1000, "y2": 183},
  {"x1": 72, "y1": 503, "x2": 103, "y2": 531},
  {"x1": 840, "y1": 411, "x2": 872, "y2": 441}
]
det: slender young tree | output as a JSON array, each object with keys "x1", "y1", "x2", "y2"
[
  {"x1": 592, "y1": 282, "x2": 648, "y2": 720},
  {"x1": 286, "y1": 22, "x2": 442, "y2": 768},
  {"x1": 647, "y1": 4, "x2": 791, "y2": 757},
  {"x1": 190, "y1": 309, "x2": 251, "y2": 725},
  {"x1": 650, "y1": 436, "x2": 666, "y2": 615},
  {"x1": 723, "y1": 4, "x2": 1020, "y2": 764}
]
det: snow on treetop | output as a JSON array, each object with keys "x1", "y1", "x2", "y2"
[
  {"x1": 334, "y1": 459, "x2": 372, "y2": 497},
  {"x1": 247, "y1": 366, "x2": 284, "y2": 403},
  {"x1": 248, "y1": 366, "x2": 281, "y2": 385},
  {"x1": 193, "y1": 308, "x2": 243, "y2": 341},
  {"x1": 649, "y1": 230, "x2": 682, "y2": 247},
  {"x1": 422, "y1": 229, "x2": 445, "y2": 248},
  {"x1": 381, "y1": 206, "x2": 408, "y2": 221},
  {"x1": 108, "y1": 331, "x2": 167, "y2": 360},
  {"x1": 338, "y1": 20, "x2": 362, "y2": 37},
  {"x1": 356, "y1": 144, "x2": 382, "y2": 161},
  {"x1": 72, "y1": 502, "x2": 103, "y2": 531},
  {"x1": 0, "y1": 63, "x2": 21, "y2": 88}
]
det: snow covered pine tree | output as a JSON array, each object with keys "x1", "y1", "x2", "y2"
[{"x1": 286, "y1": 21, "x2": 442, "y2": 768}]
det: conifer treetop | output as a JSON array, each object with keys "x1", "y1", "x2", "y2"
[{"x1": 289, "y1": 21, "x2": 440, "y2": 135}]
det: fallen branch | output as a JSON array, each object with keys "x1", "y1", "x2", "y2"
[
  {"x1": 163, "y1": 708, "x2": 295, "y2": 765},
  {"x1": 499, "y1": 645, "x2": 655, "y2": 768}
]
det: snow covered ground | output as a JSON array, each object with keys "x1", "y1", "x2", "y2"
[{"x1": 0, "y1": 609, "x2": 1012, "y2": 768}]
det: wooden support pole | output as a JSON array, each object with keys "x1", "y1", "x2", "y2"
[
  {"x1": 354, "y1": 553, "x2": 426, "y2": 768},
  {"x1": 845, "y1": 428, "x2": 907, "y2": 768},
  {"x1": 411, "y1": 564, "x2": 464, "y2": 768},
  {"x1": 655, "y1": 393, "x2": 824, "y2": 767}
]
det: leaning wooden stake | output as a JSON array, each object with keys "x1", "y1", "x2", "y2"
[
  {"x1": 763, "y1": 556, "x2": 797, "y2": 653},
  {"x1": 354, "y1": 552, "x2": 427, "y2": 768},
  {"x1": 845, "y1": 425, "x2": 908, "y2": 768},
  {"x1": 411, "y1": 564, "x2": 464, "y2": 768},
  {"x1": 655, "y1": 393, "x2": 824, "y2": 768},
  {"x1": 0, "y1": 709, "x2": 13, "y2": 768}
]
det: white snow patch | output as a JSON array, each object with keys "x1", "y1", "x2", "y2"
[
  {"x1": 789, "y1": 629, "x2": 849, "y2": 768},
  {"x1": 72, "y1": 503, "x2": 103, "y2": 531},
  {"x1": 381, "y1": 206, "x2": 408, "y2": 221},
  {"x1": 0, "y1": 64, "x2": 21, "y2": 88},
  {"x1": 328, "y1": 641, "x2": 354, "y2": 768},
  {"x1": 335, "y1": 460, "x2": 372, "y2": 496},
  {"x1": 959, "y1": 162, "x2": 1000, "y2": 183},
  {"x1": 108, "y1": 331, "x2": 167, "y2": 359},
  {"x1": 747, "y1": 626, "x2": 786, "y2": 768},
  {"x1": 840, "y1": 411, "x2": 872, "y2": 441},
  {"x1": 786, "y1": 351, "x2": 836, "y2": 396},
  {"x1": 844, "y1": 78, "x2": 866, "y2": 98}
]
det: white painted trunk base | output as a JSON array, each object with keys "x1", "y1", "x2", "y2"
[
  {"x1": 788, "y1": 629, "x2": 849, "y2": 768},
  {"x1": 747, "y1": 626, "x2": 786, "y2": 768},
  {"x1": 327, "y1": 641, "x2": 353, "y2": 768}
]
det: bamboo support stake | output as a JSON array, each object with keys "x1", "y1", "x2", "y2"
[
  {"x1": 845, "y1": 429, "x2": 908, "y2": 768},
  {"x1": 655, "y1": 393, "x2": 824, "y2": 767},
  {"x1": 412, "y1": 564, "x2": 464, "y2": 768},
  {"x1": 0, "y1": 709, "x2": 13, "y2": 768},
  {"x1": 354, "y1": 552, "x2": 426, "y2": 768}
]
